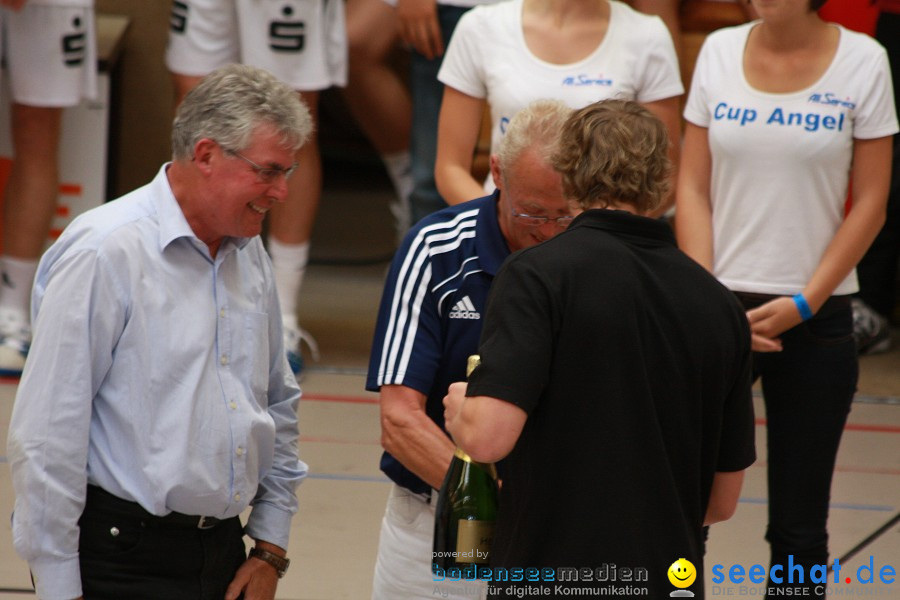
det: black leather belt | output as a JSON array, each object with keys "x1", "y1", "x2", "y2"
[{"x1": 85, "y1": 485, "x2": 225, "y2": 530}]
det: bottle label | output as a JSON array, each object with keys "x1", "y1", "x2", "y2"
[{"x1": 455, "y1": 519, "x2": 494, "y2": 564}]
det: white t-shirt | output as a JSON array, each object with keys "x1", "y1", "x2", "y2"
[
  {"x1": 439, "y1": 0, "x2": 682, "y2": 185},
  {"x1": 684, "y1": 22, "x2": 898, "y2": 296}
]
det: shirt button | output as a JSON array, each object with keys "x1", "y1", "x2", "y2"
[
  {"x1": 220, "y1": 355, "x2": 228, "y2": 365},
  {"x1": 234, "y1": 493, "x2": 241, "y2": 502},
  {"x1": 229, "y1": 402, "x2": 237, "y2": 410},
  {"x1": 220, "y1": 308, "x2": 226, "y2": 318},
  {"x1": 236, "y1": 447, "x2": 244, "y2": 457}
]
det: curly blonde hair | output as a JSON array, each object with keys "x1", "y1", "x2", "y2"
[{"x1": 551, "y1": 99, "x2": 671, "y2": 213}]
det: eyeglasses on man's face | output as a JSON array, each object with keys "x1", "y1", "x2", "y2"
[
  {"x1": 227, "y1": 149, "x2": 298, "y2": 184},
  {"x1": 510, "y1": 206, "x2": 575, "y2": 228}
]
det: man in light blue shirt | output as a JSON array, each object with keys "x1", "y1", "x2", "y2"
[{"x1": 7, "y1": 64, "x2": 311, "y2": 600}]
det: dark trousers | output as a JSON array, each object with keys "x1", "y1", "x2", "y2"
[
  {"x1": 78, "y1": 486, "x2": 247, "y2": 600},
  {"x1": 736, "y1": 294, "x2": 857, "y2": 600}
]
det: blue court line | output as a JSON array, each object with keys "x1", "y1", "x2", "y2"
[
  {"x1": 306, "y1": 472, "x2": 390, "y2": 484},
  {"x1": 740, "y1": 496, "x2": 895, "y2": 512}
]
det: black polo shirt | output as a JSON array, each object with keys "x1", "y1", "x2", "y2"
[{"x1": 467, "y1": 209, "x2": 756, "y2": 598}]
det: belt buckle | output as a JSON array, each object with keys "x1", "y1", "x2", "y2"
[{"x1": 197, "y1": 516, "x2": 218, "y2": 530}]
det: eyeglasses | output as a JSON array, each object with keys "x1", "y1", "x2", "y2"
[
  {"x1": 510, "y1": 206, "x2": 574, "y2": 228},
  {"x1": 228, "y1": 150, "x2": 298, "y2": 184}
]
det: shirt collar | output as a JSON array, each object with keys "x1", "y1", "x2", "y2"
[
  {"x1": 569, "y1": 208, "x2": 676, "y2": 247},
  {"x1": 154, "y1": 163, "x2": 252, "y2": 256},
  {"x1": 475, "y1": 189, "x2": 511, "y2": 276}
]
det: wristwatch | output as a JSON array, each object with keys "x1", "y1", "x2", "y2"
[{"x1": 249, "y1": 547, "x2": 291, "y2": 578}]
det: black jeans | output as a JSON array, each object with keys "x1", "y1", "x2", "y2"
[
  {"x1": 736, "y1": 294, "x2": 857, "y2": 600},
  {"x1": 78, "y1": 486, "x2": 247, "y2": 600}
]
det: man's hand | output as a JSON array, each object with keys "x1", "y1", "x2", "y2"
[
  {"x1": 1, "y1": 0, "x2": 28, "y2": 10},
  {"x1": 443, "y1": 383, "x2": 527, "y2": 463},
  {"x1": 443, "y1": 381, "x2": 468, "y2": 430},
  {"x1": 396, "y1": 0, "x2": 443, "y2": 59},
  {"x1": 224, "y1": 541, "x2": 286, "y2": 600},
  {"x1": 224, "y1": 558, "x2": 278, "y2": 600}
]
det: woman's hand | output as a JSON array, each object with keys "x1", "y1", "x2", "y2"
[{"x1": 745, "y1": 296, "x2": 807, "y2": 353}]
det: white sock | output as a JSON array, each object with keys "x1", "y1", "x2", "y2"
[
  {"x1": 382, "y1": 150, "x2": 413, "y2": 203},
  {"x1": 0, "y1": 256, "x2": 38, "y2": 319},
  {"x1": 267, "y1": 237, "x2": 309, "y2": 322},
  {"x1": 382, "y1": 151, "x2": 413, "y2": 237}
]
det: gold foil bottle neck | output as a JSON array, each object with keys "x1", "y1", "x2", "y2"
[
  {"x1": 466, "y1": 355, "x2": 481, "y2": 378},
  {"x1": 454, "y1": 447, "x2": 499, "y2": 480},
  {"x1": 454, "y1": 447, "x2": 474, "y2": 462}
]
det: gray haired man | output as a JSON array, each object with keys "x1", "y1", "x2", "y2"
[{"x1": 8, "y1": 64, "x2": 310, "y2": 600}]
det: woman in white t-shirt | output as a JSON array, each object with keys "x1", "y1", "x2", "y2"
[
  {"x1": 434, "y1": 0, "x2": 683, "y2": 213},
  {"x1": 677, "y1": 1, "x2": 897, "y2": 597}
]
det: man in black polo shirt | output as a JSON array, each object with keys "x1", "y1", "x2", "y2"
[{"x1": 443, "y1": 99, "x2": 756, "y2": 599}]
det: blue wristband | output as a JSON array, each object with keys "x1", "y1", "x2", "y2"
[{"x1": 792, "y1": 294, "x2": 814, "y2": 321}]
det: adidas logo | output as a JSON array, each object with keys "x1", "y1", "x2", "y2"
[{"x1": 449, "y1": 296, "x2": 480, "y2": 320}]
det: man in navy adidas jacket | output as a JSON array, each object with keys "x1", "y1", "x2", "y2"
[{"x1": 365, "y1": 99, "x2": 576, "y2": 599}]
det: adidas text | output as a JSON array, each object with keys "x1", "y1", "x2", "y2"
[{"x1": 449, "y1": 310, "x2": 481, "y2": 319}]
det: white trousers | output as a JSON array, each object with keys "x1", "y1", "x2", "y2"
[{"x1": 371, "y1": 483, "x2": 486, "y2": 600}]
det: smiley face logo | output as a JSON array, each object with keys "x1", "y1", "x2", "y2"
[{"x1": 668, "y1": 558, "x2": 697, "y2": 589}]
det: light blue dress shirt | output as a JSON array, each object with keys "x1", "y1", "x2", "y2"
[{"x1": 7, "y1": 165, "x2": 307, "y2": 600}]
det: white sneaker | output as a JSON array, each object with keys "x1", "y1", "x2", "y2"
[
  {"x1": 283, "y1": 318, "x2": 320, "y2": 376},
  {"x1": 851, "y1": 298, "x2": 891, "y2": 355},
  {"x1": 0, "y1": 307, "x2": 31, "y2": 377}
]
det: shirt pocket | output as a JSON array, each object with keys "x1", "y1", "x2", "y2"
[{"x1": 238, "y1": 310, "x2": 271, "y2": 403}]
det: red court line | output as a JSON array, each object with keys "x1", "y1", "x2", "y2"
[{"x1": 755, "y1": 418, "x2": 900, "y2": 434}]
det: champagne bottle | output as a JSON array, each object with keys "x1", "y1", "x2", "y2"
[{"x1": 432, "y1": 355, "x2": 499, "y2": 575}]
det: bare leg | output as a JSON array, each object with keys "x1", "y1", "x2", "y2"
[
  {"x1": 344, "y1": 0, "x2": 414, "y2": 237},
  {"x1": 3, "y1": 104, "x2": 63, "y2": 260},
  {"x1": 344, "y1": 0, "x2": 411, "y2": 155},
  {"x1": 0, "y1": 104, "x2": 64, "y2": 373}
]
